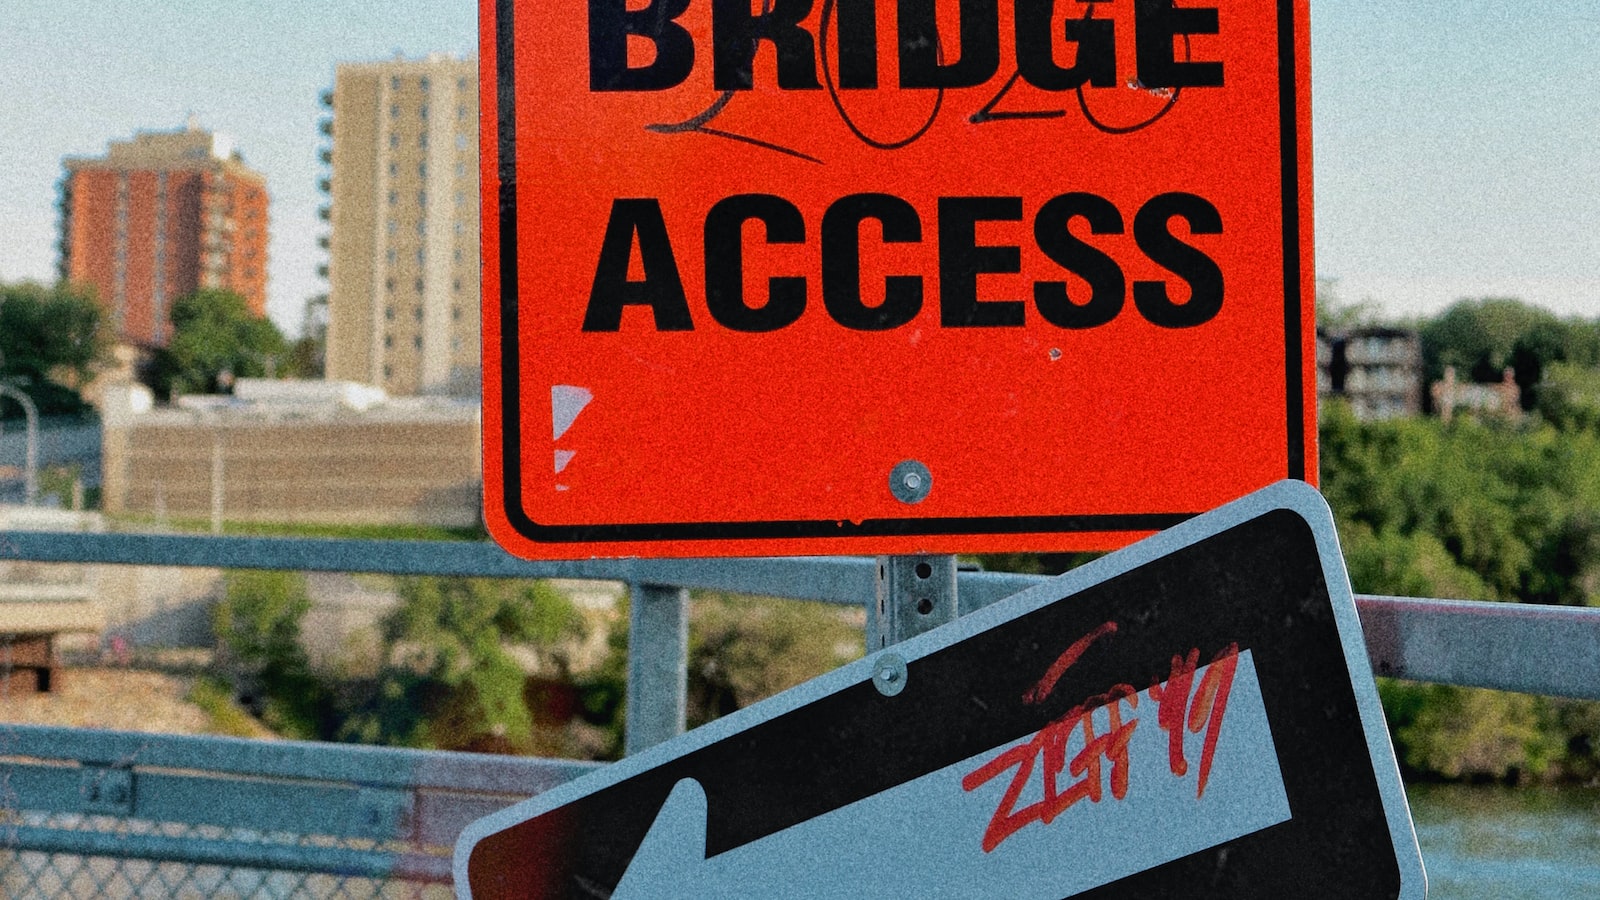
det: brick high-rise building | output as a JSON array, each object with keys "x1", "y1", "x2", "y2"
[
  {"x1": 321, "y1": 54, "x2": 480, "y2": 397},
  {"x1": 59, "y1": 124, "x2": 269, "y2": 348}
]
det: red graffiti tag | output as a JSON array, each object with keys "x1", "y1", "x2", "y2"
[
  {"x1": 1150, "y1": 644, "x2": 1240, "y2": 799},
  {"x1": 962, "y1": 623, "x2": 1242, "y2": 852}
]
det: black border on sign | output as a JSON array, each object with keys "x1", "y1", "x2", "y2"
[{"x1": 491, "y1": 0, "x2": 1307, "y2": 546}]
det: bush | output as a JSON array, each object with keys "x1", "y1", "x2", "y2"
[{"x1": 211, "y1": 570, "x2": 330, "y2": 738}]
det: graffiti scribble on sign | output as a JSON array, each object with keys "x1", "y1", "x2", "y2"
[{"x1": 961, "y1": 621, "x2": 1240, "y2": 852}]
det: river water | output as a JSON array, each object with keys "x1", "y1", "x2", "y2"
[{"x1": 1409, "y1": 784, "x2": 1600, "y2": 898}]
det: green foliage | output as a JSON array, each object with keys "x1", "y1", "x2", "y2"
[
  {"x1": 1536, "y1": 362, "x2": 1600, "y2": 432},
  {"x1": 1419, "y1": 297, "x2": 1600, "y2": 408},
  {"x1": 1340, "y1": 523, "x2": 1491, "y2": 600},
  {"x1": 187, "y1": 675, "x2": 269, "y2": 738},
  {"x1": 215, "y1": 571, "x2": 310, "y2": 664},
  {"x1": 150, "y1": 289, "x2": 288, "y2": 399},
  {"x1": 282, "y1": 334, "x2": 326, "y2": 379},
  {"x1": 213, "y1": 572, "x2": 595, "y2": 755},
  {"x1": 338, "y1": 577, "x2": 587, "y2": 752},
  {"x1": 571, "y1": 592, "x2": 866, "y2": 760},
  {"x1": 1325, "y1": 397, "x2": 1600, "y2": 782},
  {"x1": 1383, "y1": 682, "x2": 1560, "y2": 782},
  {"x1": 0, "y1": 280, "x2": 110, "y2": 417},
  {"x1": 211, "y1": 570, "x2": 329, "y2": 738},
  {"x1": 686, "y1": 593, "x2": 864, "y2": 727},
  {"x1": 1320, "y1": 400, "x2": 1600, "y2": 605}
]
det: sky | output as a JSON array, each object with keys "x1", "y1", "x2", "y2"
[{"x1": 1, "y1": 1, "x2": 1596, "y2": 336}]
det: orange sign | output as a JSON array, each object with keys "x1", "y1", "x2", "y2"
[{"x1": 481, "y1": 0, "x2": 1315, "y2": 559}]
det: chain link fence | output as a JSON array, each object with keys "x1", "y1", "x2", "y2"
[{"x1": 0, "y1": 725, "x2": 598, "y2": 899}]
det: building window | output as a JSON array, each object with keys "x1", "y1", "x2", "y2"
[
  {"x1": 456, "y1": 134, "x2": 469, "y2": 150},
  {"x1": 420, "y1": 105, "x2": 429, "y2": 121},
  {"x1": 387, "y1": 191, "x2": 397, "y2": 206},
  {"x1": 386, "y1": 219, "x2": 397, "y2": 234},
  {"x1": 391, "y1": 76, "x2": 400, "y2": 90},
  {"x1": 385, "y1": 278, "x2": 394, "y2": 292},
  {"x1": 418, "y1": 162, "x2": 427, "y2": 178},
  {"x1": 419, "y1": 132, "x2": 428, "y2": 148},
  {"x1": 420, "y1": 76, "x2": 430, "y2": 92},
  {"x1": 389, "y1": 161, "x2": 398, "y2": 176},
  {"x1": 385, "y1": 305, "x2": 394, "y2": 320},
  {"x1": 414, "y1": 306, "x2": 424, "y2": 321},
  {"x1": 383, "y1": 364, "x2": 393, "y2": 379},
  {"x1": 390, "y1": 104, "x2": 399, "y2": 118},
  {"x1": 414, "y1": 278, "x2": 424, "y2": 293},
  {"x1": 389, "y1": 133, "x2": 399, "y2": 149},
  {"x1": 452, "y1": 278, "x2": 461, "y2": 292},
  {"x1": 453, "y1": 222, "x2": 464, "y2": 235},
  {"x1": 413, "y1": 335, "x2": 423, "y2": 350},
  {"x1": 418, "y1": 191, "x2": 426, "y2": 207},
  {"x1": 387, "y1": 248, "x2": 396, "y2": 263},
  {"x1": 415, "y1": 248, "x2": 425, "y2": 264},
  {"x1": 452, "y1": 306, "x2": 461, "y2": 321},
  {"x1": 384, "y1": 334, "x2": 393, "y2": 348},
  {"x1": 453, "y1": 248, "x2": 463, "y2": 262}
]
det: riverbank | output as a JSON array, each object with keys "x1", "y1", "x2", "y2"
[{"x1": 0, "y1": 666, "x2": 274, "y2": 738}]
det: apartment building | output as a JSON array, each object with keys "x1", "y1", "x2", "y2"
[
  {"x1": 1317, "y1": 326, "x2": 1425, "y2": 420},
  {"x1": 59, "y1": 124, "x2": 269, "y2": 347},
  {"x1": 321, "y1": 54, "x2": 481, "y2": 397}
]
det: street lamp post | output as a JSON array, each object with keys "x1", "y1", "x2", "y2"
[{"x1": 0, "y1": 384, "x2": 41, "y2": 506}]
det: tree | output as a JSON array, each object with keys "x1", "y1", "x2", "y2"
[
  {"x1": 281, "y1": 294, "x2": 327, "y2": 379},
  {"x1": 212, "y1": 570, "x2": 331, "y2": 738},
  {"x1": 0, "y1": 280, "x2": 111, "y2": 417},
  {"x1": 1418, "y1": 297, "x2": 1591, "y2": 408},
  {"x1": 685, "y1": 593, "x2": 864, "y2": 727},
  {"x1": 339, "y1": 577, "x2": 587, "y2": 753},
  {"x1": 149, "y1": 289, "x2": 288, "y2": 399}
]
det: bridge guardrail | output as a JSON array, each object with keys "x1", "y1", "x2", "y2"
[{"x1": 1, "y1": 530, "x2": 1598, "y2": 896}]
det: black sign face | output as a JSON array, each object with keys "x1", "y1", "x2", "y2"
[{"x1": 455, "y1": 481, "x2": 1425, "y2": 899}]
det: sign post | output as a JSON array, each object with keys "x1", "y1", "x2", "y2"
[
  {"x1": 481, "y1": 0, "x2": 1317, "y2": 559},
  {"x1": 455, "y1": 482, "x2": 1427, "y2": 898}
]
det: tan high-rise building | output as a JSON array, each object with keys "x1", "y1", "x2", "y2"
[
  {"x1": 59, "y1": 125, "x2": 269, "y2": 347},
  {"x1": 321, "y1": 54, "x2": 481, "y2": 397}
]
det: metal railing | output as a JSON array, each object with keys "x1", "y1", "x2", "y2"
[
  {"x1": 0, "y1": 724, "x2": 598, "y2": 897},
  {"x1": 2, "y1": 529, "x2": 1599, "y2": 896}
]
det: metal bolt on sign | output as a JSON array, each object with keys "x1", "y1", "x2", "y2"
[
  {"x1": 872, "y1": 653, "x2": 909, "y2": 697},
  {"x1": 889, "y1": 459, "x2": 933, "y2": 504}
]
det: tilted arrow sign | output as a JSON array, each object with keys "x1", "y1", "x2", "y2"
[
  {"x1": 455, "y1": 481, "x2": 1426, "y2": 899},
  {"x1": 612, "y1": 652, "x2": 1291, "y2": 899}
]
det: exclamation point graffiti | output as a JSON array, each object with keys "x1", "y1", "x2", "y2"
[{"x1": 551, "y1": 385, "x2": 592, "y2": 492}]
